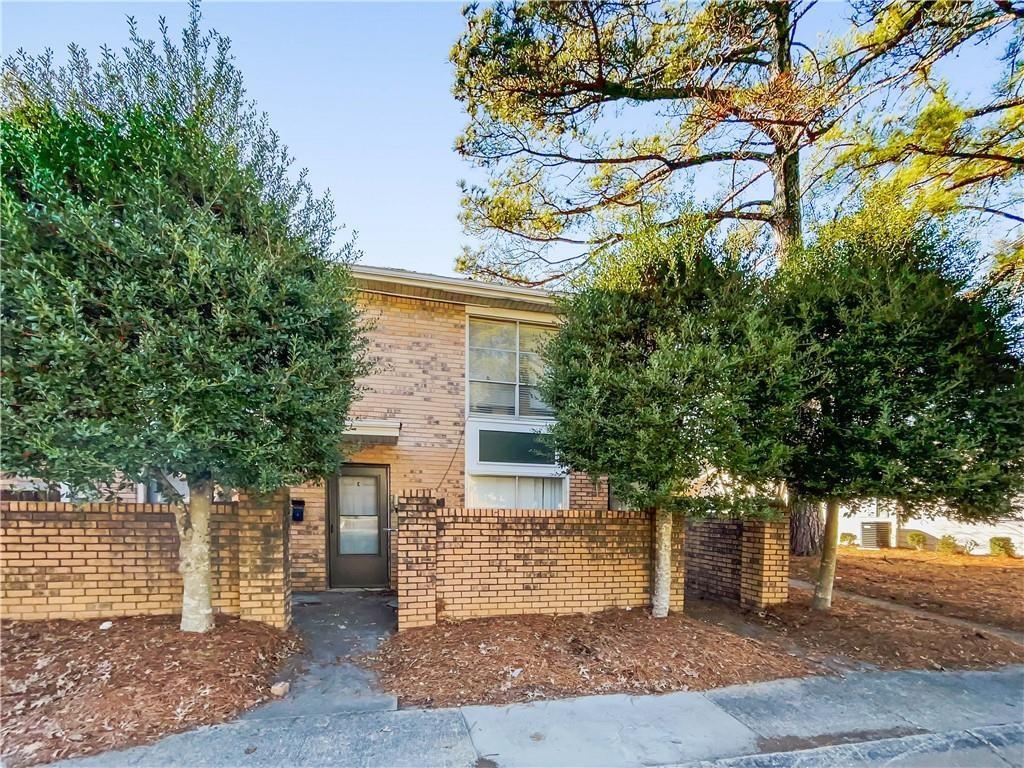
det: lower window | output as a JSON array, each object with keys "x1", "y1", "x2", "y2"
[{"x1": 467, "y1": 475, "x2": 566, "y2": 510}]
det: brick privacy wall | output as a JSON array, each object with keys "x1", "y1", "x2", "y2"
[
  {"x1": 395, "y1": 493, "x2": 685, "y2": 630},
  {"x1": 685, "y1": 518, "x2": 790, "y2": 610},
  {"x1": 569, "y1": 475, "x2": 610, "y2": 510},
  {"x1": 1, "y1": 496, "x2": 291, "y2": 629},
  {"x1": 685, "y1": 520, "x2": 742, "y2": 604},
  {"x1": 287, "y1": 291, "x2": 607, "y2": 591}
]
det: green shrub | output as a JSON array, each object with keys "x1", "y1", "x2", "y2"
[
  {"x1": 840, "y1": 533, "x2": 857, "y2": 547},
  {"x1": 907, "y1": 532, "x2": 927, "y2": 550},
  {"x1": 990, "y1": 537, "x2": 1017, "y2": 558},
  {"x1": 937, "y1": 535, "x2": 960, "y2": 554}
]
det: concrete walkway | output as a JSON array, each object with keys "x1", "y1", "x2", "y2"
[
  {"x1": 790, "y1": 578, "x2": 1024, "y2": 645},
  {"x1": 57, "y1": 666, "x2": 1024, "y2": 767},
  {"x1": 243, "y1": 591, "x2": 398, "y2": 720}
]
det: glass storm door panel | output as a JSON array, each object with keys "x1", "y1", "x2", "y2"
[{"x1": 329, "y1": 466, "x2": 389, "y2": 587}]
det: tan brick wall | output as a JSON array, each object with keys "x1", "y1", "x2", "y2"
[
  {"x1": 569, "y1": 474, "x2": 610, "y2": 510},
  {"x1": 1, "y1": 497, "x2": 290, "y2": 628},
  {"x1": 685, "y1": 517, "x2": 790, "y2": 610},
  {"x1": 236, "y1": 490, "x2": 292, "y2": 629},
  {"x1": 394, "y1": 492, "x2": 440, "y2": 629},
  {"x1": 348, "y1": 293, "x2": 467, "y2": 503},
  {"x1": 395, "y1": 495, "x2": 685, "y2": 630},
  {"x1": 289, "y1": 482, "x2": 328, "y2": 591}
]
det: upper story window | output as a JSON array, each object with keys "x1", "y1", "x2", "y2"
[{"x1": 468, "y1": 318, "x2": 554, "y2": 419}]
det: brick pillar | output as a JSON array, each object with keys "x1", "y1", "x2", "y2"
[
  {"x1": 740, "y1": 517, "x2": 790, "y2": 609},
  {"x1": 236, "y1": 489, "x2": 292, "y2": 629},
  {"x1": 395, "y1": 491, "x2": 440, "y2": 630}
]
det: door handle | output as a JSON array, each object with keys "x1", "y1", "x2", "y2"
[{"x1": 384, "y1": 528, "x2": 398, "y2": 533}]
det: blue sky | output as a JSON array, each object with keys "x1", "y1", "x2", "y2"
[
  {"x1": 3, "y1": 2, "x2": 471, "y2": 275},
  {"x1": 2, "y1": 2, "x2": 1010, "y2": 276}
]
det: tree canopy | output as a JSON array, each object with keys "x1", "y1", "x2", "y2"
[
  {"x1": 777, "y1": 218, "x2": 1024, "y2": 518},
  {"x1": 451, "y1": 0, "x2": 1020, "y2": 284},
  {"x1": 541, "y1": 222, "x2": 800, "y2": 615},
  {"x1": 1, "y1": 6, "x2": 368, "y2": 630},
  {"x1": 775, "y1": 214, "x2": 1024, "y2": 608},
  {"x1": 541, "y1": 222, "x2": 799, "y2": 516}
]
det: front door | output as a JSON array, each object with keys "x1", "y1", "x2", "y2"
[{"x1": 328, "y1": 465, "x2": 389, "y2": 587}]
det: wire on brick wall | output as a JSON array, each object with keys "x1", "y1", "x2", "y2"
[{"x1": 435, "y1": 427, "x2": 465, "y2": 496}]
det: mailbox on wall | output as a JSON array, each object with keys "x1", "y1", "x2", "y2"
[{"x1": 291, "y1": 499, "x2": 305, "y2": 523}]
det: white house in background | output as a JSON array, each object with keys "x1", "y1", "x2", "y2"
[{"x1": 839, "y1": 499, "x2": 1024, "y2": 555}]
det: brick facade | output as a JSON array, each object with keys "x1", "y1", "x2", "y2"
[
  {"x1": 287, "y1": 291, "x2": 609, "y2": 591},
  {"x1": 1, "y1": 496, "x2": 291, "y2": 629},
  {"x1": 394, "y1": 494, "x2": 685, "y2": 630},
  {"x1": 288, "y1": 482, "x2": 329, "y2": 592},
  {"x1": 348, "y1": 293, "x2": 468, "y2": 503},
  {"x1": 685, "y1": 518, "x2": 790, "y2": 610}
]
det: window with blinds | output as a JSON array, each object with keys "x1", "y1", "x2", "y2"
[
  {"x1": 467, "y1": 475, "x2": 566, "y2": 509},
  {"x1": 468, "y1": 318, "x2": 555, "y2": 418}
]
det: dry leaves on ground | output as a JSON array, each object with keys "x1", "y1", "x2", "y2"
[
  {"x1": 1, "y1": 615, "x2": 300, "y2": 768},
  {"x1": 790, "y1": 548, "x2": 1024, "y2": 631},
  {"x1": 367, "y1": 608, "x2": 817, "y2": 708},
  {"x1": 755, "y1": 589, "x2": 1024, "y2": 671}
]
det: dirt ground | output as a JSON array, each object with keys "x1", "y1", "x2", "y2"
[
  {"x1": 368, "y1": 608, "x2": 818, "y2": 708},
  {"x1": 371, "y1": 589, "x2": 1024, "y2": 709},
  {"x1": 791, "y1": 547, "x2": 1024, "y2": 631},
  {"x1": 695, "y1": 588, "x2": 1024, "y2": 672},
  {"x1": 0, "y1": 614, "x2": 300, "y2": 768}
]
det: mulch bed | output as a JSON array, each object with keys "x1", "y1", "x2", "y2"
[
  {"x1": 367, "y1": 608, "x2": 818, "y2": 708},
  {"x1": 752, "y1": 588, "x2": 1024, "y2": 671},
  {"x1": 791, "y1": 548, "x2": 1024, "y2": 631},
  {"x1": 1, "y1": 614, "x2": 300, "y2": 768}
]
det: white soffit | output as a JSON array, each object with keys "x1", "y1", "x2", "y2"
[{"x1": 349, "y1": 264, "x2": 558, "y2": 314}]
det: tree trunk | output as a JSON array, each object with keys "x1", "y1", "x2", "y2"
[
  {"x1": 768, "y1": 2, "x2": 803, "y2": 260},
  {"x1": 174, "y1": 477, "x2": 215, "y2": 633},
  {"x1": 771, "y1": 149, "x2": 802, "y2": 257},
  {"x1": 811, "y1": 498, "x2": 841, "y2": 611},
  {"x1": 651, "y1": 508, "x2": 673, "y2": 618},
  {"x1": 790, "y1": 497, "x2": 825, "y2": 555}
]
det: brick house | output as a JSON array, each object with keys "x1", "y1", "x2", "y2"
[
  {"x1": 288, "y1": 264, "x2": 610, "y2": 592},
  {"x1": 2, "y1": 263, "x2": 790, "y2": 629}
]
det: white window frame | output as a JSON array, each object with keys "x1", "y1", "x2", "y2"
[
  {"x1": 465, "y1": 313, "x2": 556, "y2": 421},
  {"x1": 465, "y1": 418, "x2": 563, "y2": 477}
]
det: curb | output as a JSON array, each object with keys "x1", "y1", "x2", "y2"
[{"x1": 679, "y1": 722, "x2": 1024, "y2": 767}]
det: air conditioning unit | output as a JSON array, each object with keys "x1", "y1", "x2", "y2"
[{"x1": 861, "y1": 521, "x2": 892, "y2": 549}]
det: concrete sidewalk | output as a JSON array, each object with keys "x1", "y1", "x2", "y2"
[{"x1": 57, "y1": 666, "x2": 1023, "y2": 768}]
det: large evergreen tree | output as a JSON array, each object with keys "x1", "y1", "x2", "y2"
[
  {"x1": 1, "y1": 9, "x2": 368, "y2": 632},
  {"x1": 777, "y1": 214, "x2": 1024, "y2": 610},
  {"x1": 452, "y1": 0, "x2": 1016, "y2": 285},
  {"x1": 541, "y1": 224, "x2": 799, "y2": 616}
]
